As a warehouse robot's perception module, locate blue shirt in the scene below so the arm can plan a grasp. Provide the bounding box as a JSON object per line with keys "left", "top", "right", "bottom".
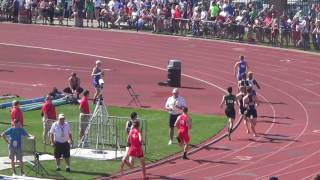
{"left": 4, "top": 127, "right": 28, "bottom": 149}
{"left": 92, "top": 67, "right": 102, "bottom": 87}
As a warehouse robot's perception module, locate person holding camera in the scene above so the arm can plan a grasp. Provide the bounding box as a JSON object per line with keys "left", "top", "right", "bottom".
{"left": 91, "top": 60, "right": 104, "bottom": 104}
{"left": 50, "top": 114, "right": 73, "bottom": 172}
{"left": 1, "top": 120, "right": 33, "bottom": 176}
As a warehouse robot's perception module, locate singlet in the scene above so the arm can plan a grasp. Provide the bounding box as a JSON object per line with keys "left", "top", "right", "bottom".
{"left": 92, "top": 67, "right": 101, "bottom": 86}
{"left": 247, "top": 95, "right": 255, "bottom": 110}
{"left": 248, "top": 79, "right": 257, "bottom": 91}
{"left": 178, "top": 114, "right": 188, "bottom": 131}
{"left": 240, "top": 79, "right": 249, "bottom": 87}
{"left": 129, "top": 128, "right": 141, "bottom": 148}
{"left": 238, "top": 60, "right": 247, "bottom": 75}
{"left": 224, "top": 94, "right": 236, "bottom": 109}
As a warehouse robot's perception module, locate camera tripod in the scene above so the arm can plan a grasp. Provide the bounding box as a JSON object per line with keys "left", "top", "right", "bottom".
{"left": 27, "top": 152, "right": 49, "bottom": 177}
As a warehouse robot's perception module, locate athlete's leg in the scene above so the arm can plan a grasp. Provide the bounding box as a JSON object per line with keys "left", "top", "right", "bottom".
{"left": 139, "top": 157, "right": 146, "bottom": 179}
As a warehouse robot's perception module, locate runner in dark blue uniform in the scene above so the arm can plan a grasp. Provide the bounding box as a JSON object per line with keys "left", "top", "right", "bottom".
{"left": 234, "top": 55, "right": 249, "bottom": 82}
{"left": 236, "top": 86, "right": 249, "bottom": 134}
{"left": 220, "top": 87, "right": 238, "bottom": 140}
{"left": 243, "top": 87, "right": 259, "bottom": 137}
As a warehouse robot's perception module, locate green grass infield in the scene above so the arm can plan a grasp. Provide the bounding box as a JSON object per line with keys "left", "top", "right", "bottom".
{"left": 0, "top": 103, "right": 226, "bottom": 179}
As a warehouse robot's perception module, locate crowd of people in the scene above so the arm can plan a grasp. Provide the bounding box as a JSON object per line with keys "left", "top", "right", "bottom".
{"left": 1, "top": 0, "right": 320, "bottom": 49}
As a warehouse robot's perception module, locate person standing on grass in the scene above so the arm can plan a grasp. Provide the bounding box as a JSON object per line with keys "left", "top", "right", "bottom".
{"left": 41, "top": 95, "right": 57, "bottom": 144}
{"left": 165, "top": 88, "right": 187, "bottom": 145}
{"left": 10, "top": 100, "right": 24, "bottom": 128}
{"left": 1, "top": 120, "right": 33, "bottom": 176}
{"left": 220, "top": 87, "right": 237, "bottom": 140}
{"left": 79, "top": 90, "right": 90, "bottom": 140}
{"left": 174, "top": 107, "right": 192, "bottom": 159}
{"left": 243, "top": 87, "right": 259, "bottom": 137}
{"left": 91, "top": 60, "right": 103, "bottom": 104}
{"left": 120, "top": 121, "right": 147, "bottom": 180}
{"left": 234, "top": 55, "right": 249, "bottom": 82}
{"left": 50, "top": 114, "right": 73, "bottom": 172}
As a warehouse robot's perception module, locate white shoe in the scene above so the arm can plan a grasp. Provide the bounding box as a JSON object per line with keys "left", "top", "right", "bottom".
{"left": 168, "top": 140, "right": 172, "bottom": 145}
{"left": 12, "top": 173, "right": 16, "bottom": 177}
{"left": 21, "top": 174, "right": 26, "bottom": 177}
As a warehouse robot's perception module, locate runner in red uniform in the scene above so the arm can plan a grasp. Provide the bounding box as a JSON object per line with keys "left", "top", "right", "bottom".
{"left": 175, "top": 107, "right": 192, "bottom": 159}
{"left": 120, "top": 121, "right": 147, "bottom": 179}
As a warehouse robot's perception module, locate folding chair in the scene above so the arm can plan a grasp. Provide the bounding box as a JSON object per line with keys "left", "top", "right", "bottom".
{"left": 127, "top": 84, "right": 142, "bottom": 107}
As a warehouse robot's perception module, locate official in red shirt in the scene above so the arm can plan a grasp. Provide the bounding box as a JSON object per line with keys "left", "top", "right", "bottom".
{"left": 79, "top": 90, "right": 90, "bottom": 139}
{"left": 41, "top": 95, "right": 57, "bottom": 144}
{"left": 11, "top": 100, "right": 24, "bottom": 127}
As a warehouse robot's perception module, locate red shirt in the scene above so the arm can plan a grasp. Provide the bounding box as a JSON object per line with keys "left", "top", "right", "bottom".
{"left": 80, "top": 96, "right": 90, "bottom": 114}
{"left": 42, "top": 101, "right": 57, "bottom": 120}
{"left": 129, "top": 128, "right": 141, "bottom": 149}
{"left": 11, "top": 106, "right": 24, "bottom": 127}
{"left": 173, "top": 9, "right": 181, "bottom": 19}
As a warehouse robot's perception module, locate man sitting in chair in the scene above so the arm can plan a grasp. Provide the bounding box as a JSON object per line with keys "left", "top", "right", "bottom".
{"left": 63, "top": 72, "right": 84, "bottom": 99}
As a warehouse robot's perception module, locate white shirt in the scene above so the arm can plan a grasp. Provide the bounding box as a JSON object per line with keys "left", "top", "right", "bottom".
{"left": 50, "top": 122, "right": 71, "bottom": 143}
{"left": 165, "top": 95, "right": 187, "bottom": 115}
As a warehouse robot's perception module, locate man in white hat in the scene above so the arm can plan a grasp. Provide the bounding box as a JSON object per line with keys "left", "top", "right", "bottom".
{"left": 50, "top": 114, "right": 73, "bottom": 172}
{"left": 165, "top": 88, "right": 187, "bottom": 145}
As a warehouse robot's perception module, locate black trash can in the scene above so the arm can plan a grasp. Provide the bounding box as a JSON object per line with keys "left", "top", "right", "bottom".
{"left": 167, "top": 60, "right": 181, "bottom": 87}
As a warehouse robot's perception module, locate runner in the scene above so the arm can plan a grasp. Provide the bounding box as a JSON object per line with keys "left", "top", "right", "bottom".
{"left": 236, "top": 86, "right": 249, "bottom": 134}
{"left": 238, "top": 73, "right": 249, "bottom": 89}
{"left": 220, "top": 87, "right": 237, "bottom": 140}
{"left": 120, "top": 121, "right": 146, "bottom": 179}
{"left": 91, "top": 60, "right": 103, "bottom": 104}
{"left": 234, "top": 55, "right": 249, "bottom": 82}
{"left": 247, "top": 71, "right": 261, "bottom": 96}
{"left": 174, "top": 107, "right": 192, "bottom": 159}
{"left": 243, "top": 87, "right": 259, "bottom": 137}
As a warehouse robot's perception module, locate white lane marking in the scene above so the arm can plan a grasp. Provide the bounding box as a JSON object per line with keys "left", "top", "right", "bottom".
{"left": 233, "top": 156, "right": 253, "bottom": 161}
{"left": 0, "top": 42, "right": 226, "bottom": 93}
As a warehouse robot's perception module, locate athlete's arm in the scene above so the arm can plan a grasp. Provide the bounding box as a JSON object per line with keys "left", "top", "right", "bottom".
{"left": 220, "top": 96, "right": 225, "bottom": 108}
{"left": 188, "top": 116, "right": 192, "bottom": 129}
{"left": 234, "top": 62, "right": 239, "bottom": 77}
{"left": 174, "top": 116, "right": 180, "bottom": 127}
{"left": 254, "top": 79, "right": 261, "bottom": 89}
{"left": 254, "top": 96, "right": 260, "bottom": 106}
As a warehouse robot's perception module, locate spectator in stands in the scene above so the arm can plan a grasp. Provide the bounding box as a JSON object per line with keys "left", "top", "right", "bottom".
{"left": 1, "top": 120, "right": 33, "bottom": 176}
{"left": 94, "top": 0, "right": 102, "bottom": 27}
{"left": 172, "top": 5, "right": 181, "bottom": 34}
{"left": 10, "top": 0, "right": 19, "bottom": 23}
{"left": 209, "top": 1, "right": 219, "bottom": 21}
{"left": 10, "top": 100, "right": 24, "bottom": 128}
{"left": 291, "top": 17, "right": 300, "bottom": 47}
{"left": 47, "top": 0, "right": 55, "bottom": 25}
{"left": 271, "top": 12, "right": 279, "bottom": 46}
{"left": 41, "top": 95, "right": 57, "bottom": 144}
{"left": 56, "top": 2, "right": 64, "bottom": 25}
{"left": 280, "top": 13, "right": 290, "bottom": 47}
{"left": 63, "top": 72, "right": 84, "bottom": 99}
{"left": 100, "top": 4, "right": 110, "bottom": 28}
{"left": 191, "top": 6, "right": 200, "bottom": 37}
{"left": 50, "top": 114, "right": 73, "bottom": 172}
{"left": 299, "top": 16, "right": 310, "bottom": 50}
{"left": 85, "top": 0, "right": 94, "bottom": 27}
{"left": 312, "top": 21, "right": 320, "bottom": 49}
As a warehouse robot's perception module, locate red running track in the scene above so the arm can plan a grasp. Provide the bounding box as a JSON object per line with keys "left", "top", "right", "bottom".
{"left": 0, "top": 23, "right": 320, "bottom": 179}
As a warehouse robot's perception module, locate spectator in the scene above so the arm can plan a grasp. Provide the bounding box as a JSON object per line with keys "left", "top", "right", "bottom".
{"left": 209, "top": 1, "right": 219, "bottom": 21}
{"left": 47, "top": 0, "right": 55, "bottom": 25}
{"left": 56, "top": 2, "right": 64, "bottom": 25}
{"left": 312, "top": 21, "right": 320, "bottom": 49}
{"left": 85, "top": 0, "right": 94, "bottom": 27}
{"left": 63, "top": 72, "right": 84, "bottom": 99}
{"left": 94, "top": 0, "right": 102, "bottom": 27}
{"left": 280, "top": 13, "right": 290, "bottom": 47}
{"left": 165, "top": 88, "right": 187, "bottom": 145}
{"left": 172, "top": 5, "right": 181, "bottom": 34}
{"left": 1, "top": 120, "right": 33, "bottom": 176}
{"left": 50, "top": 114, "right": 73, "bottom": 172}
{"left": 10, "top": 100, "right": 24, "bottom": 128}
{"left": 41, "top": 95, "right": 57, "bottom": 144}
{"left": 10, "top": 0, "right": 19, "bottom": 23}
{"left": 79, "top": 90, "right": 90, "bottom": 139}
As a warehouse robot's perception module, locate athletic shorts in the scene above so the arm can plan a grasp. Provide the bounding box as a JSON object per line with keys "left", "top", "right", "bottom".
{"left": 9, "top": 147, "right": 22, "bottom": 161}
{"left": 80, "top": 113, "right": 90, "bottom": 132}
{"left": 239, "top": 107, "right": 246, "bottom": 115}
{"left": 54, "top": 142, "right": 70, "bottom": 159}
{"left": 245, "top": 108, "right": 257, "bottom": 118}
{"left": 225, "top": 108, "right": 235, "bottom": 119}
{"left": 178, "top": 129, "right": 190, "bottom": 144}
{"left": 128, "top": 146, "right": 143, "bottom": 158}
{"left": 169, "top": 114, "right": 180, "bottom": 128}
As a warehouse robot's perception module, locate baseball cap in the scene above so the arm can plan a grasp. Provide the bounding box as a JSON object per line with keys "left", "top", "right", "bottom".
{"left": 58, "top": 114, "right": 65, "bottom": 119}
